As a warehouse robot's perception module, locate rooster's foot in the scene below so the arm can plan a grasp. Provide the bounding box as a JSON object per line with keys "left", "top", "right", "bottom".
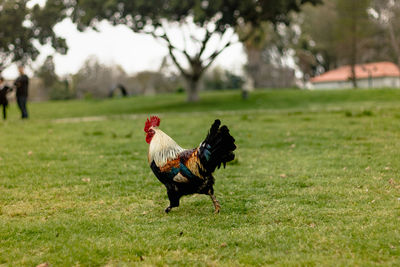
{"left": 214, "top": 204, "right": 221, "bottom": 214}
{"left": 208, "top": 190, "right": 221, "bottom": 214}
{"left": 165, "top": 206, "right": 172, "bottom": 213}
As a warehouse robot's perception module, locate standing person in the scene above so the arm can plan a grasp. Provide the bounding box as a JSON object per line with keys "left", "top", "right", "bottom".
{"left": 0, "top": 77, "right": 12, "bottom": 120}
{"left": 14, "top": 65, "right": 29, "bottom": 119}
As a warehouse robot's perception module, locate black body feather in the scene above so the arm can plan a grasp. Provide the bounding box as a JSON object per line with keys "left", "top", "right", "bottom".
{"left": 199, "top": 119, "right": 236, "bottom": 174}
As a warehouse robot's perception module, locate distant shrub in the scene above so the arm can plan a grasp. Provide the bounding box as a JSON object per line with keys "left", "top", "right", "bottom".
{"left": 175, "top": 87, "right": 185, "bottom": 94}
{"left": 361, "top": 110, "right": 373, "bottom": 116}
{"left": 203, "top": 67, "right": 244, "bottom": 90}
{"left": 345, "top": 110, "right": 374, "bottom": 117}
{"left": 84, "top": 92, "right": 93, "bottom": 100}
{"left": 345, "top": 111, "right": 353, "bottom": 117}
{"left": 49, "top": 80, "right": 73, "bottom": 100}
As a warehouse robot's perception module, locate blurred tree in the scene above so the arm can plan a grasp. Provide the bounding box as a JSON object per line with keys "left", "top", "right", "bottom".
{"left": 297, "top": 0, "right": 377, "bottom": 87}
{"left": 0, "top": 0, "right": 67, "bottom": 72}
{"left": 336, "top": 0, "right": 372, "bottom": 88}
{"left": 133, "top": 71, "right": 167, "bottom": 95}
{"left": 72, "top": 57, "right": 178, "bottom": 98}
{"left": 204, "top": 67, "right": 244, "bottom": 90}
{"left": 36, "top": 55, "right": 58, "bottom": 90}
{"left": 203, "top": 67, "right": 225, "bottom": 90}
{"left": 298, "top": 1, "right": 339, "bottom": 74}
{"left": 239, "top": 21, "right": 298, "bottom": 88}
{"left": 49, "top": 79, "right": 72, "bottom": 100}
{"left": 294, "top": 37, "right": 318, "bottom": 84}
{"left": 371, "top": 0, "right": 400, "bottom": 68}
{"left": 224, "top": 71, "right": 244, "bottom": 89}
{"left": 66, "top": 0, "right": 321, "bottom": 101}
{"left": 35, "top": 55, "right": 73, "bottom": 100}
{"left": 129, "top": 71, "right": 182, "bottom": 95}
{"left": 203, "top": 67, "right": 243, "bottom": 90}
{"left": 72, "top": 57, "right": 128, "bottom": 98}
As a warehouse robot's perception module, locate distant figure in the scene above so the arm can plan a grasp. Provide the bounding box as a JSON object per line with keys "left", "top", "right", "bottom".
{"left": 0, "top": 77, "right": 12, "bottom": 120}
{"left": 14, "top": 65, "right": 29, "bottom": 119}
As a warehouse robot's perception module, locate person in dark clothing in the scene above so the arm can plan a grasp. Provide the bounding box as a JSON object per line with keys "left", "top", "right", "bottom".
{"left": 14, "top": 66, "right": 29, "bottom": 119}
{"left": 0, "top": 77, "right": 12, "bottom": 120}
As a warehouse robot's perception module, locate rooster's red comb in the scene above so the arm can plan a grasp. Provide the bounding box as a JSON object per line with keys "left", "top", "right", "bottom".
{"left": 144, "top": 116, "right": 161, "bottom": 132}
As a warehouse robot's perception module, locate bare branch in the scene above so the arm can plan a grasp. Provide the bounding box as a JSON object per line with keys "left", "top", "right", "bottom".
{"left": 0, "top": 53, "right": 12, "bottom": 71}
{"left": 202, "top": 39, "right": 239, "bottom": 71}
{"left": 139, "top": 23, "right": 243, "bottom": 78}
{"left": 196, "top": 28, "right": 212, "bottom": 59}
{"left": 181, "top": 24, "right": 189, "bottom": 53}
{"left": 200, "top": 30, "right": 239, "bottom": 71}
{"left": 160, "top": 22, "right": 194, "bottom": 65}
{"left": 168, "top": 46, "right": 190, "bottom": 78}
{"left": 190, "top": 33, "right": 203, "bottom": 45}
{"left": 140, "top": 27, "right": 191, "bottom": 77}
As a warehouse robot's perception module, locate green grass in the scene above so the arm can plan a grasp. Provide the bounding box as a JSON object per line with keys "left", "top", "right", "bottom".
{"left": 6, "top": 88, "right": 400, "bottom": 120}
{"left": 1, "top": 88, "right": 400, "bottom": 266}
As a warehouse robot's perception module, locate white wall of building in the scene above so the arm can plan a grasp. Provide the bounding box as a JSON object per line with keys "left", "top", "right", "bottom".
{"left": 312, "top": 76, "right": 400, "bottom": 90}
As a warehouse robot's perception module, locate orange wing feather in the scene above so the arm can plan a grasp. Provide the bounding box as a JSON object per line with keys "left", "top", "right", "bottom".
{"left": 157, "top": 148, "right": 206, "bottom": 180}
{"left": 159, "top": 158, "right": 180, "bottom": 172}
{"left": 183, "top": 149, "right": 206, "bottom": 179}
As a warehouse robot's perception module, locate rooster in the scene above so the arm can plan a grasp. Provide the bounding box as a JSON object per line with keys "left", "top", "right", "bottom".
{"left": 144, "top": 116, "right": 236, "bottom": 213}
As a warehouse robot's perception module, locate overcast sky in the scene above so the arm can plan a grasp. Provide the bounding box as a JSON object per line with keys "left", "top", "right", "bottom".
{"left": 2, "top": 17, "right": 246, "bottom": 79}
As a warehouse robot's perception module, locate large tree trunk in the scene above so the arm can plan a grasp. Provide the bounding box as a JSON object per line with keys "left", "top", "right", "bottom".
{"left": 186, "top": 78, "right": 200, "bottom": 102}
{"left": 245, "top": 46, "right": 262, "bottom": 88}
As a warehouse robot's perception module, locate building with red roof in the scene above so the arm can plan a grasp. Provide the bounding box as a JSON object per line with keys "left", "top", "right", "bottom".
{"left": 310, "top": 62, "right": 400, "bottom": 89}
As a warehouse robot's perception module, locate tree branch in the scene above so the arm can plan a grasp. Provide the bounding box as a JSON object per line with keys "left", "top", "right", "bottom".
{"left": 181, "top": 23, "right": 189, "bottom": 54}
{"left": 202, "top": 39, "right": 239, "bottom": 71}
{"left": 201, "top": 29, "right": 240, "bottom": 71}
{"left": 141, "top": 28, "right": 191, "bottom": 77}
{"left": 168, "top": 46, "right": 190, "bottom": 78}
{"left": 190, "top": 33, "right": 203, "bottom": 45}
{"left": 0, "top": 53, "right": 12, "bottom": 71}
{"left": 160, "top": 23, "right": 194, "bottom": 64}
{"left": 196, "top": 28, "right": 212, "bottom": 59}
{"left": 140, "top": 23, "right": 243, "bottom": 79}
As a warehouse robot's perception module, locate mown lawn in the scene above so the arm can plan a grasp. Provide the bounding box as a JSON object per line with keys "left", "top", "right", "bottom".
{"left": 0, "top": 89, "right": 400, "bottom": 266}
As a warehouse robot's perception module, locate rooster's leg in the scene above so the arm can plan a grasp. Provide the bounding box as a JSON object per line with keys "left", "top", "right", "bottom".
{"left": 165, "top": 190, "right": 180, "bottom": 213}
{"left": 208, "top": 189, "right": 221, "bottom": 214}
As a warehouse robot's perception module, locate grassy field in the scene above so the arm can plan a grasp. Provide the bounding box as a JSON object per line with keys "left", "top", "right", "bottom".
{"left": 1, "top": 89, "right": 400, "bottom": 266}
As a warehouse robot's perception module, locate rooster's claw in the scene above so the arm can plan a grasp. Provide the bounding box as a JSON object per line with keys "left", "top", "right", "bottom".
{"left": 165, "top": 207, "right": 172, "bottom": 213}
{"left": 214, "top": 206, "right": 221, "bottom": 214}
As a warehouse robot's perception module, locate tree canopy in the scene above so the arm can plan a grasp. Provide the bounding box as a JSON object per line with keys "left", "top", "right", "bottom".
{"left": 67, "top": 0, "right": 321, "bottom": 101}
{"left": 296, "top": 0, "right": 383, "bottom": 86}
{"left": 0, "top": 0, "right": 67, "bottom": 72}
{"left": 372, "top": 0, "right": 400, "bottom": 67}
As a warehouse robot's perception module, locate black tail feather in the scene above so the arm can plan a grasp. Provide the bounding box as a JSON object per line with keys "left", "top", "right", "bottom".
{"left": 199, "top": 119, "right": 236, "bottom": 174}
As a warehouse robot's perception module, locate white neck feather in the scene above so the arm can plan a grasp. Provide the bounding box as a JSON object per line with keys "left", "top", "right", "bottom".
{"left": 148, "top": 128, "right": 184, "bottom": 166}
